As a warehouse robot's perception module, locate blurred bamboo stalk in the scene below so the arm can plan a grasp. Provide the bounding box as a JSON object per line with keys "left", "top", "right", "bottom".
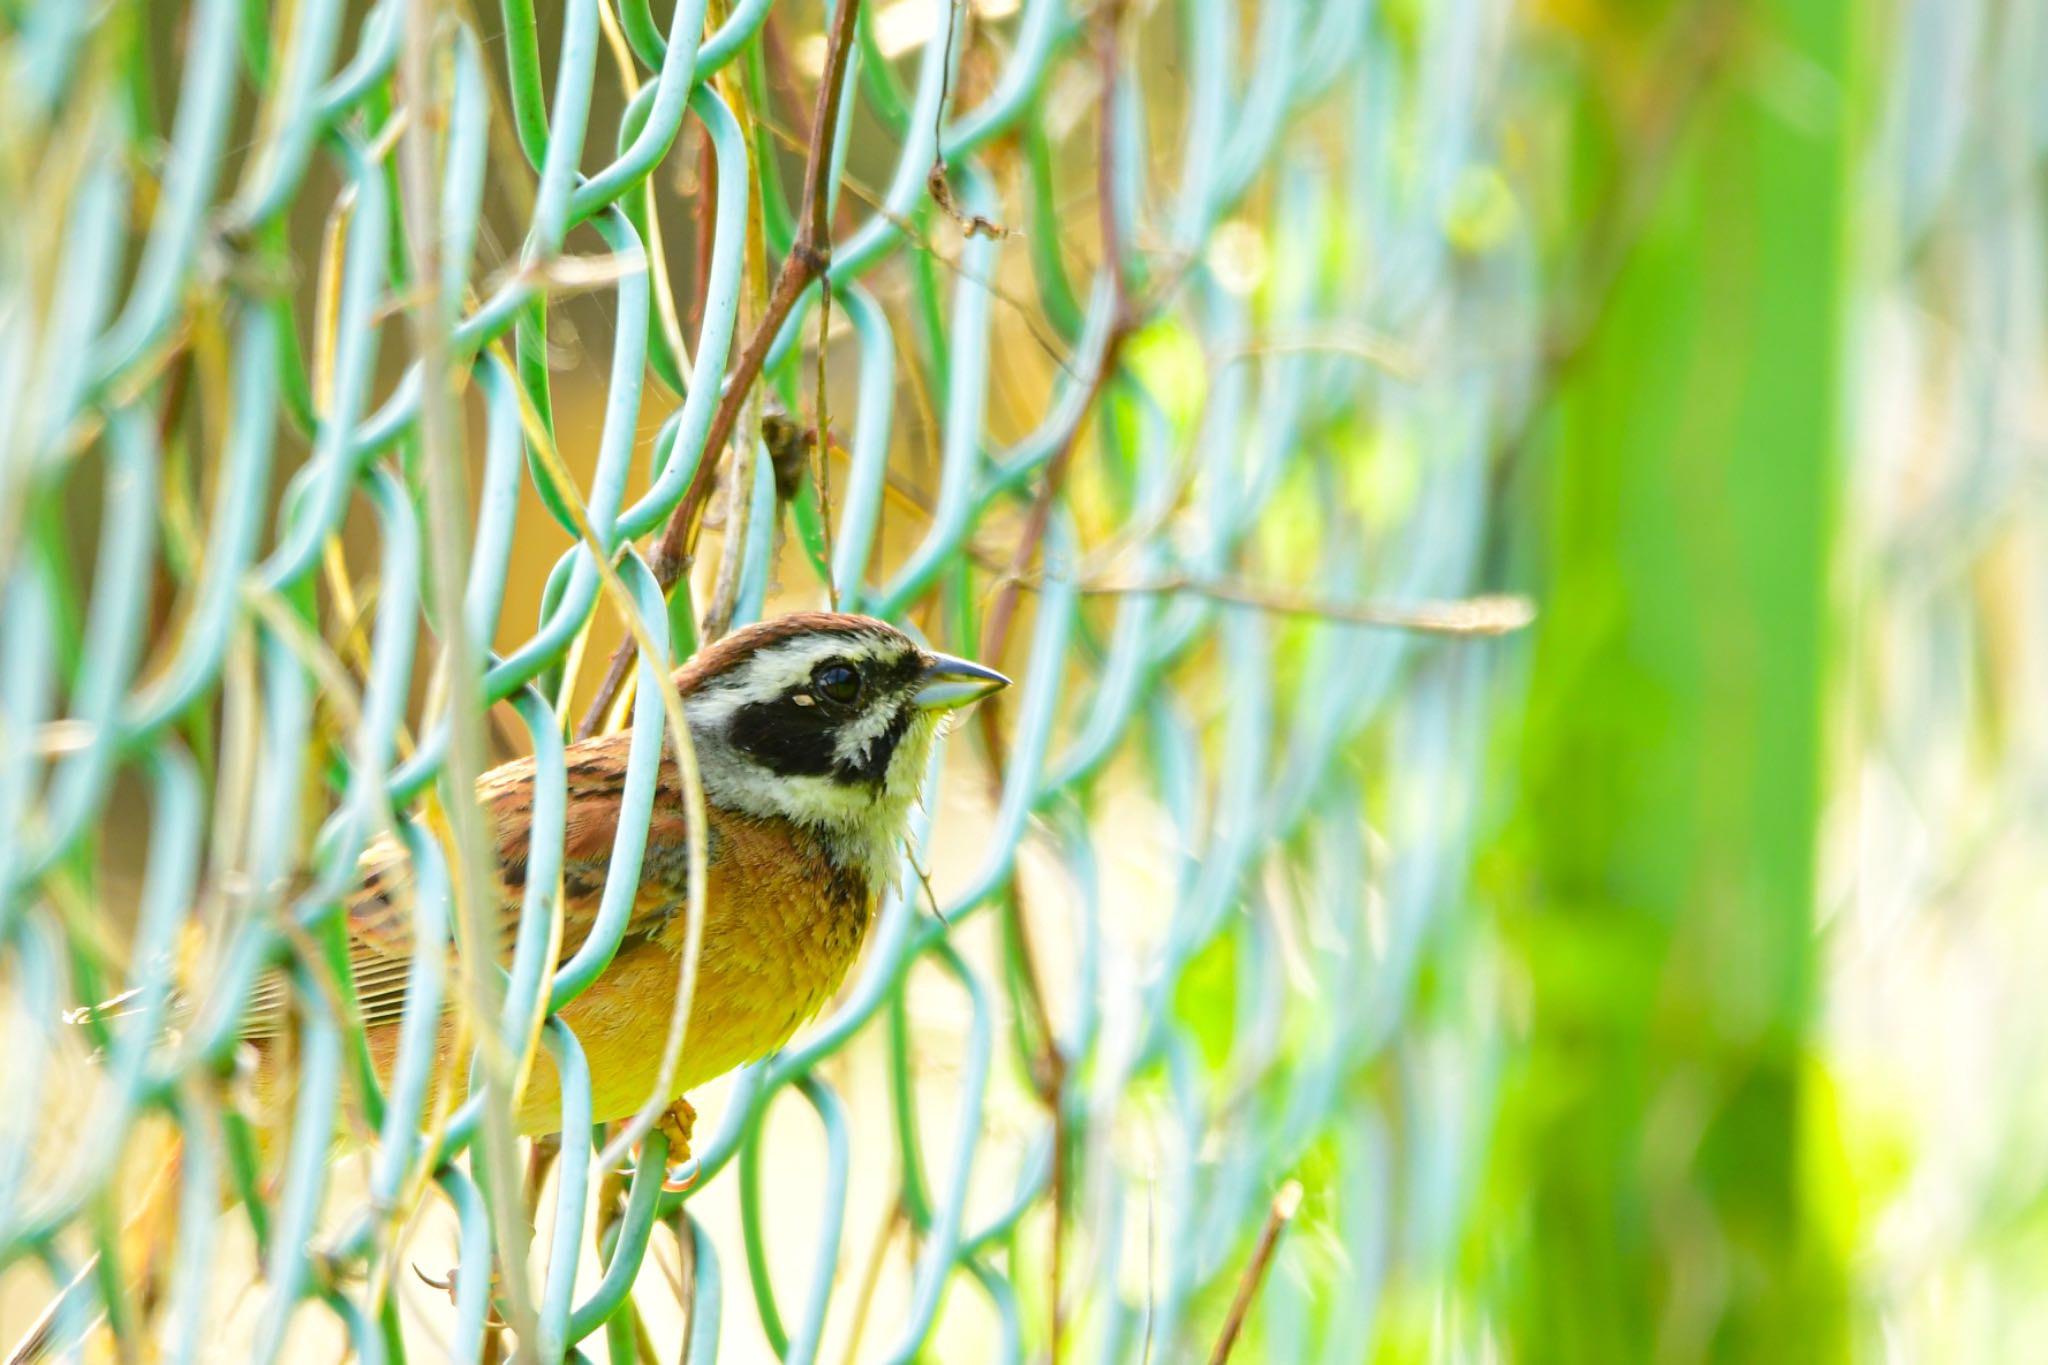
{"left": 1502, "top": 1, "right": 1859, "bottom": 1360}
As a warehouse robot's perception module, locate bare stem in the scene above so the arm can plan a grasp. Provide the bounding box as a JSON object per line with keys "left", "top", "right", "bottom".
{"left": 1077, "top": 578, "right": 1537, "bottom": 636}
{"left": 926, "top": 0, "right": 1009, "bottom": 239}
{"left": 577, "top": 0, "right": 865, "bottom": 737}
{"left": 815, "top": 272, "right": 839, "bottom": 609}
{"left": 1206, "top": 1182, "right": 1303, "bottom": 1365}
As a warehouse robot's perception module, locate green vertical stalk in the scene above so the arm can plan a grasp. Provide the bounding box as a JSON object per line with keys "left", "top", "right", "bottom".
{"left": 1502, "top": 2, "right": 1856, "bottom": 1361}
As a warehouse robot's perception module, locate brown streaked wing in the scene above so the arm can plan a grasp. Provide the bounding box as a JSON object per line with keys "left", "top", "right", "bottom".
{"left": 243, "top": 734, "right": 695, "bottom": 1038}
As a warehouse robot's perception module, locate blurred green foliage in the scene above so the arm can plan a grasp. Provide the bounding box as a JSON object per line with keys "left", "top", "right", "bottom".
{"left": 1493, "top": 1, "right": 1859, "bottom": 1360}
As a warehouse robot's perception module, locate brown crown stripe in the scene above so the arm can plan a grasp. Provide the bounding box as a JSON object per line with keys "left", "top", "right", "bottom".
{"left": 672, "top": 612, "right": 903, "bottom": 692}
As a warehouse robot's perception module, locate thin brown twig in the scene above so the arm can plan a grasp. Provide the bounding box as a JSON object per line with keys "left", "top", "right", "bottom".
{"left": 523, "top": 1132, "right": 562, "bottom": 1218}
{"left": 752, "top": 108, "right": 1073, "bottom": 375}
{"left": 1077, "top": 578, "right": 1537, "bottom": 636}
{"left": 1204, "top": 1178, "right": 1302, "bottom": 1358}
{"left": 902, "top": 841, "right": 949, "bottom": 927}
{"left": 578, "top": 0, "right": 865, "bottom": 738}
{"left": 972, "top": 324, "right": 1420, "bottom": 609}
{"left": 926, "top": 0, "right": 1009, "bottom": 239}
{"left": 815, "top": 270, "right": 840, "bottom": 609}
{"left": 836, "top": 1203, "right": 903, "bottom": 1365}
{"left": 1206, "top": 1182, "right": 1303, "bottom": 1365}
{"left": 760, "top": 11, "right": 819, "bottom": 150}
{"left": 670, "top": 1208, "right": 701, "bottom": 1362}
{"left": 686, "top": 118, "right": 718, "bottom": 346}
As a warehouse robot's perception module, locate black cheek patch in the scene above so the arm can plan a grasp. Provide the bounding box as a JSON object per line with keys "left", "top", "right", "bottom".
{"left": 729, "top": 696, "right": 843, "bottom": 778}
{"left": 834, "top": 704, "right": 914, "bottom": 787}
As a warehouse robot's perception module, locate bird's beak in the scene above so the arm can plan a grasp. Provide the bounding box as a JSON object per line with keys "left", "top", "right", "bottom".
{"left": 914, "top": 652, "right": 1010, "bottom": 711}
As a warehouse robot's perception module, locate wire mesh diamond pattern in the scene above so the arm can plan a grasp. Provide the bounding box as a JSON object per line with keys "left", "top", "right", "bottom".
{"left": 0, "top": 0, "right": 1526, "bottom": 1359}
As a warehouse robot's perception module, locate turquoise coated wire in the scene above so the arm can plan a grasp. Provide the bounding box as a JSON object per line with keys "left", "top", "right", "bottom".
{"left": 24, "top": 407, "right": 158, "bottom": 880}
{"left": 872, "top": 193, "right": 1000, "bottom": 615}
{"left": 826, "top": 285, "right": 896, "bottom": 606}
{"left": 159, "top": 1087, "right": 224, "bottom": 1365}
{"left": 226, "top": 0, "right": 343, "bottom": 228}
{"left": 316, "top": 0, "right": 401, "bottom": 118}
{"left": 31, "top": 150, "right": 127, "bottom": 459}
{"left": 525, "top": 0, "right": 598, "bottom": 259}
{"left": 0, "top": 917, "right": 60, "bottom": 1233}
{"left": 88, "top": 0, "right": 239, "bottom": 385}
{"left": 0, "top": 567, "right": 55, "bottom": 918}
{"left": 493, "top": 684, "right": 568, "bottom": 1054}
{"left": 367, "top": 821, "right": 450, "bottom": 1208}
{"left": 567, "top": 0, "right": 710, "bottom": 226}
{"left": 536, "top": 1017, "right": 595, "bottom": 1364}
{"left": 249, "top": 976, "right": 343, "bottom": 1365}
{"left": 544, "top": 552, "right": 668, "bottom": 1012}
{"left": 614, "top": 85, "right": 748, "bottom": 542}
{"left": 876, "top": 940, "right": 993, "bottom": 1365}
{"left": 9, "top": 0, "right": 89, "bottom": 116}
{"left": 258, "top": 134, "right": 389, "bottom": 594}
{"left": 736, "top": 1074, "right": 849, "bottom": 1365}
{"left": 681, "top": 1213, "right": 722, "bottom": 1361}
{"left": 333, "top": 465, "right": 423, "bottom": 855}
{"left": 481, "top": 211, "right": 652, "bottom": 695}
{"left": 958, "top": 1130, "right": 1055, "bottom": 1258}
{"left": 439, "top": 26, "right": 492, "bottom": 314}
{"left": 0, "top": 4, "right": 1520, "bottom": 1359}
{"left": 433, "top": 1165, "right": 497, "bottom": 1362}
{"left": 4, "top": 743, "right": 202, "bottom": 1250}
{"left": 965, "top": 1258, "right": 1025, "bottom": 1364}
{"left": 125, "top": 309, "right": 280, "bottom": 741}
{"left": 565, "top": 1132, "right": 670, "bottom": 1340}
{"left": 462, "top": 356, "right": 525, "bottom": 651}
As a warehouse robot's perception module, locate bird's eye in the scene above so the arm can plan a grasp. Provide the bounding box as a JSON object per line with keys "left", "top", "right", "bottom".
{"left": 814, "top": 663, "right": 862, "bottom": 705}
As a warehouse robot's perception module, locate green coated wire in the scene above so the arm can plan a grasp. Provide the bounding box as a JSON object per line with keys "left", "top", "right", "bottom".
{"left": 0, "top": 0, "right": 1521, "bottom": 1359}
{"left": 567, "top": 1131, "right": 670, "bottom": 1340}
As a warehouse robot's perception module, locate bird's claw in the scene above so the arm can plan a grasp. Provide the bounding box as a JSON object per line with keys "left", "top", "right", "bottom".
{"left": 655, "top": 1096, "right": 696, "bottom": 1157}
{"left": 655, "top": 1097, "right": 698, "bottom": 1193}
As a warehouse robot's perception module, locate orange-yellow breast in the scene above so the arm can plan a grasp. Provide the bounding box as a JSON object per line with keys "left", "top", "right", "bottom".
{"left": 356, "top": 809, "right": 874, "bottom": 1135}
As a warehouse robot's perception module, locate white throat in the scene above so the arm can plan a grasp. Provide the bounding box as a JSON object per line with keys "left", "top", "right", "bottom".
{"left": 686, "top": 699, "right": 944, "bottom": 888}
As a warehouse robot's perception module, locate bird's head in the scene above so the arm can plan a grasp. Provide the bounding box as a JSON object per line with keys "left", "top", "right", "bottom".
{"left": 675, "top": 613, "right": 1008, "bottom": 875}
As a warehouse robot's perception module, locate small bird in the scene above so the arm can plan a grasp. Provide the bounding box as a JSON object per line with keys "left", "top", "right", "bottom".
{"left": 7, "top": 612, "right": 1005, "bottom": 1362}
{"left": 324, "top": 610, "right": 1007, "bottom": 1148}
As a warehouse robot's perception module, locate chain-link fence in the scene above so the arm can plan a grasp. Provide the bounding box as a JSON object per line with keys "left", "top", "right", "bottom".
{"left": 1833, "top": 0, "right": 2048, "bottom": 1356}
{"left": 0, "top": 0, "right": 1528, "bottom": 1358}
